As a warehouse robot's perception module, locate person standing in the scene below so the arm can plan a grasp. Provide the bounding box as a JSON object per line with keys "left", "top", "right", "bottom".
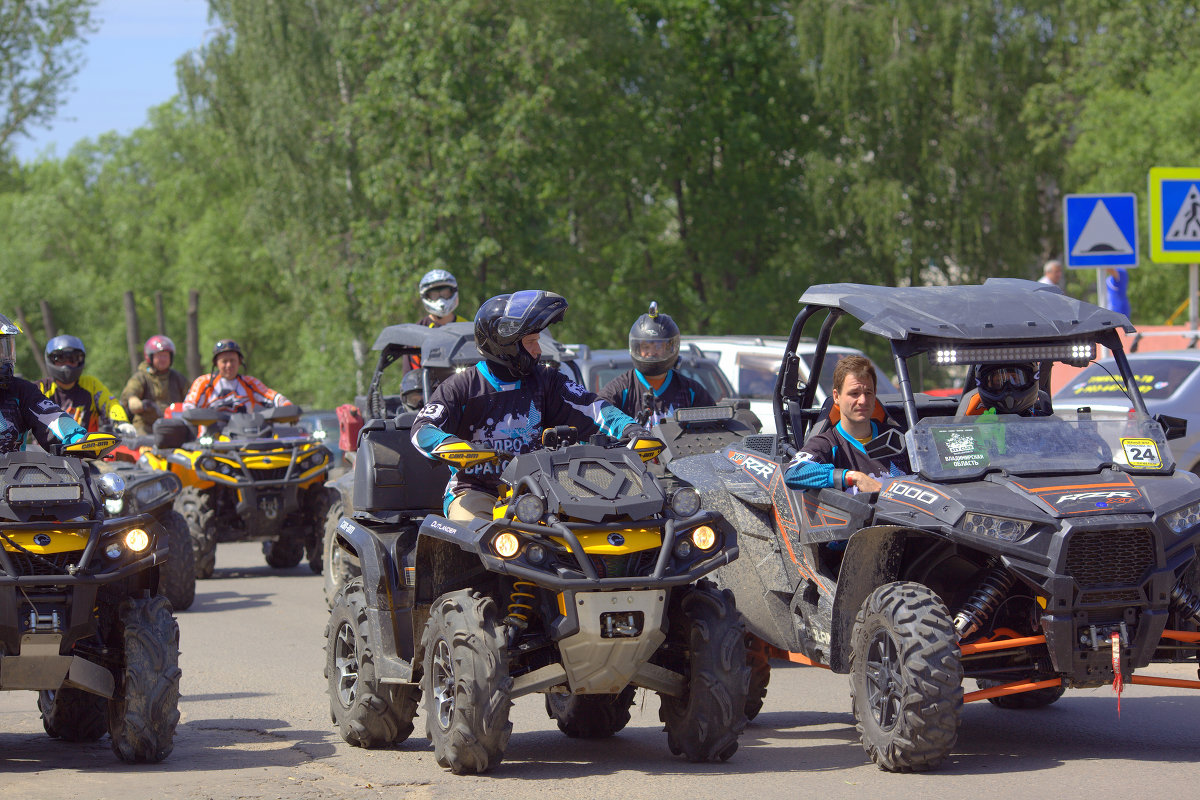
{"left": 1038, "top": 259, "right": 1064, "bottom": 290}
{"left": 1106, "top": 267, "right": 1131, "bottom": 318}
{"left": 122, "top": 335, "right": 189, "bottom": 434}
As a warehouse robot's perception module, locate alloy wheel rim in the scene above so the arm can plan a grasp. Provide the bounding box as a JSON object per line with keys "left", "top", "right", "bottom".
{"left": 431, "top": 638, "right": 455, "bottom": 730}
{"left": 333, "top": 621, "right": 359, "bottom": 708}
{"left": 865, "top": 629, "right": 902, "bottom": 731}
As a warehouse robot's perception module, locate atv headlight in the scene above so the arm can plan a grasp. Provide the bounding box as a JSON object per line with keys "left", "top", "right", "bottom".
{"left": 669, "top": 487, "right": 701, "bottom": 518}
{"left": 1163, "top": 501, "right": 1200, "bottom": 534}
{"left": 513, "top": 494, "right": 546, "bottom": 525}
{"left": 690, "top": 525, "right": 717, "bottom": 551}
{"left": 105, "top": 497, "right": 124, "bottom": 514}
{"left": 963, "top": 512, "right": 1033, "bottom": 542}
{"left": 312, "top": 428, "right": 328, "bottom": 441}
{"left": 492, "top": 532, "right": 521, "bottom": 558}
{"left": 124, "top": 528, "right": 151, "bottom": 552}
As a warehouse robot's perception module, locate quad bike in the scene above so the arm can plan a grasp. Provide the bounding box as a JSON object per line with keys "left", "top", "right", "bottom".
{"left": 0, "top": 432, "right": 181, "bottom": 762}
{"left": 324, "top": 421, "right": 747, "bottom": 774}
{"left": 670, "top": 278, "right": 1200, "bottom": 772}
{"left": 141, "top": 400, "right": 333, "bottom": 578}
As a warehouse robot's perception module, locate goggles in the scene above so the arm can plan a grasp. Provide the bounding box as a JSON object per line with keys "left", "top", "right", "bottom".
{"left": 981, "top": 364, "right": 1035, "bottom": 391}
{"left": 48, "top": 350, "right": 84, "bottom": 366}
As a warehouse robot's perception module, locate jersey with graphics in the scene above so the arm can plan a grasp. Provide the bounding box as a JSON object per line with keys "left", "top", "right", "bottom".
{"left": 183, "top": 373, "right": 288, "bottom": 411}
{"left": 599, "top": 368, "right": 715, "bottom": 426}
{"left": 411, "top": 362, "right": 638, "bottom": 506}
{"left": 0, "top": 378, "right": 87, "bottom": 453}
{"left": 784, "top": 419, "right": 910, "bottom": 491}
{"left": 38, "top": 374, "right": 130, "bottom": 431}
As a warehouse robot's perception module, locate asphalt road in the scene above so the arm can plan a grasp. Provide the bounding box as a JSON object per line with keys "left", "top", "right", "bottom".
{"left": 3, "top": 541, "right": 1200, "bottom": 800}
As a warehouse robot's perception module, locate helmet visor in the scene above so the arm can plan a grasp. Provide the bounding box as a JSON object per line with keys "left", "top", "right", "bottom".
{"left": 631, "top": 338, "right": 679, "bottom": 362}
{"left": 423, "top": 284, "right": 455, "bottom": 300}
{"left": 48, "top": 349, "right": 84, "bottom": 366}
{"left": 496, "top": 290, "right": 541, "bottom": 340}
{"left": 0, "top": 335, "right": 14, "bottom": 367}
{"left": 981, "top": 364, "right": 1035, "bottom": 392}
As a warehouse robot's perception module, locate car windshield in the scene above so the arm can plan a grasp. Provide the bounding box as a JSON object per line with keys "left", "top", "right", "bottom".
{"left": 1057, "top": 359, "right": 1198, "bottom": 402}
{"left": 905, "top": 413, "right": 1173, "bottom": 481}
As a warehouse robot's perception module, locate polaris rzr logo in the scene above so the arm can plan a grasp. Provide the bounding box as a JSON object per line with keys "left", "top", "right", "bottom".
{"left": 607, "top": 533, "right": 625, "bottom": 546}
{"left": 885, "top": 483, "right": 938, "bottom": 505}
{"left": 741, "top": 456, "right": 776, "bottom": 479}
{"left": 1055, "top": 491, "right": 1135, "bottom": 504}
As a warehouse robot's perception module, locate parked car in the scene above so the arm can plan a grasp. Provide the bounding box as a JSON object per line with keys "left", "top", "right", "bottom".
{"left": 678, "top": 335, "right": 896, "bottom": 434}
{"left": 567, "top": 343, "right": 736, "bottom": 404}
{"left": 1054, "top": 351, "right": 1200, "bottom": 473}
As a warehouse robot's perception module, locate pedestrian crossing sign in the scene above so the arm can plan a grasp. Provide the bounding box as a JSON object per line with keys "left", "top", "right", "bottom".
{"left": 1063, "top": 193, "right": 1138, "bottom": 268}
{"left": 1149, "top": 167, "right": 1200, "bottom": 263}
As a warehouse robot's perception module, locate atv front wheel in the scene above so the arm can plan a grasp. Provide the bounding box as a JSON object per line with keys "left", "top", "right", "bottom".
{"left": 745, "top": 634, "right": 772, "bottom": 721}
{"left": 306, "top": 488, "right": 339, "bottom": 575}
{"left": 176, "top": 486, "right": 218, "bottom": 579}
{"left": 108, "top": 595, "right": 181, "bottom": 763}
{"left": 977, "top": 679, "right": 1065, "bottom": 709}
{"left": 658, "top": 580, "right": 749, "bottom": 762}
{"left": 850, "top": 581, "right": 962, "bottom": 772}
{"left": 325, "top": 578, "right": 419, "bottom": 747}
{"left": 421, "top": 590, "right": 512, "bottom": 774}
{"left": 262, "top": 536, "right": 305, "bottom": 569}
{"left": 545, "top": 686, "right": 636, "bottom": 738}
{"left": 158, "top": 511, "right": 196, "bottom": 611}
{"left": 39, "top": 688, "right": 108, "bottom": 742}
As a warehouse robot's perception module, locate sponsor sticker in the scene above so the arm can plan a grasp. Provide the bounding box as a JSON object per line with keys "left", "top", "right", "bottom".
{"left": 1120, "top": 437, "right": 1162, "bottom": 469}
{"left": 338, "top": 518, "right": 354, "bottom": 534}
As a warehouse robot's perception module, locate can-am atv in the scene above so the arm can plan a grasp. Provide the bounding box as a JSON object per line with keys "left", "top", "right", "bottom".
{"left": 669, "top": 278, "right": 1200, "bottom": 772}
{"left": 143, "top": 402, "right": 333, "bottom": 577}
{"left": 0, "top": 432, "right": 181, "bottom": 762}
{"left": 324, "top": 423, "right": 747, "bottom": 774}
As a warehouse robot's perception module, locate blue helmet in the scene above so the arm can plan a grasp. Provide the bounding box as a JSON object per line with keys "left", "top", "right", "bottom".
{"left": 45, "top": 334, "right": 86, "bottom": 385}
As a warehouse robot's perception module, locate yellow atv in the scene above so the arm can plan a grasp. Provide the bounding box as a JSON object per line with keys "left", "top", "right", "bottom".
{"left": 143, "top": 402, "right": 333, "bottom": 578}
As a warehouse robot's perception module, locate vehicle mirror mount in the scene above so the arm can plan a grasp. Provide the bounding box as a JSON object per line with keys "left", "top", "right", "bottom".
{"left": 1155, "top": 413, "right": 1187, "bottom": 441}
{"left": 865, "top": 428, "right": 906, "bottom": 460}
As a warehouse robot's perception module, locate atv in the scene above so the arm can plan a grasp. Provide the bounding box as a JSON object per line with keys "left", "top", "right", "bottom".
{"left": 668, "top": 278, "right": 1200, "bottom": 772}
{"left": 324, "top": 420, "right": 747, "bottom": 774}
{"left": 319, "top": 321, "right": 581, "bottom": 606}
{"left": 0, "top": 432, "right": 181, "bottom": 762}
{"left": 142, "top": 401, "right": 333, "bottom": 578}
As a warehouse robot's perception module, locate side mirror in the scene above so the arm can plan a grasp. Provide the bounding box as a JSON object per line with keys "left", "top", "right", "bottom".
{"left": 865, "top": 428, "right": 906, "bottom": 460}
{"left": 1156, "top": 413, "right": 1187, "bottom": 441}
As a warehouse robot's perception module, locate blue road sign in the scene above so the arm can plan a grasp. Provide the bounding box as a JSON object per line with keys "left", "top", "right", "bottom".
{"left": 1063, "top": 193, "right": 1139, "bottom": 269}
{"left": 1149, "top": 168, "right": 1200, "bottom": 262}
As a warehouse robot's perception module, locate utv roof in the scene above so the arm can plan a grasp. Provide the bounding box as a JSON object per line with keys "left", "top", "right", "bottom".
{"left": 370, "top": 321, "right": 574, "bottom": 368}
{"left": 798, "top": 279, "right": 1134, "bottom": 344}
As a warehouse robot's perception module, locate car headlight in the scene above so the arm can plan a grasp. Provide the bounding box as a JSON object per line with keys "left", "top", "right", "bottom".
{"left": 963, "top": 512, "right": 1033, "bottom": 542}
{"left": 1163, "top": 501, "right": 1200, "bottom": 534}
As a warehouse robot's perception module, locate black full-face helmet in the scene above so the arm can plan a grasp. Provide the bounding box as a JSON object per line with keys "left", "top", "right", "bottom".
{"left": 977, "top": 362, "right": 1039, "bottom": 415}
{"left": 400, "top": 369, "right": 424, "bottom": 411}
{"left": 45, "top": 334, "right": 86, "bottom": 385}
{"left": 212, "top": 339, "right": 244, "bottom": 368}
{"left": 0, "top": 313, "right": 20, "bottom": 386}
{"left": 629, "top": 301, "right": 680, "bottom": 377}
{"left": 474, "top": 290, "right": 568, "bottom": 379}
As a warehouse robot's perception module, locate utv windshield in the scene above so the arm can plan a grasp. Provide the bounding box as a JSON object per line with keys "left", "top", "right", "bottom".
{"left": 905, "top": 413, "right": 1174, "bottom": 481}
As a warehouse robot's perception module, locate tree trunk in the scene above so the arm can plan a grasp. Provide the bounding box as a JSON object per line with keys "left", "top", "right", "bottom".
{"left": 186, "top": 290, "right": 201, "bottom": 380}
{"left": 14, "top": 306, "right": 47, "bottom": 380}
{"left": 123, "top": 291, "right": 141, "bottom": 373}
{"left": 155, "top": 291, "right": 166, "bottom": 334}
{"left": 39, "top": 300, "right": 55, "bottom": 341}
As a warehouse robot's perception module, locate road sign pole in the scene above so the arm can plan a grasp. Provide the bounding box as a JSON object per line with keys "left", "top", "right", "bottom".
{"left": 1096, "top": 269, "right": 1105, "bottom": 309}
{"left": 1191, "top": 264, "right": 1198, "bottom": 331}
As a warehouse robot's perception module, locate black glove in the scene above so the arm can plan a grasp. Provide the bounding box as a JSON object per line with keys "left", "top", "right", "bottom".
{"left": 620, "top": 425, "right": 651, "bottom": 444}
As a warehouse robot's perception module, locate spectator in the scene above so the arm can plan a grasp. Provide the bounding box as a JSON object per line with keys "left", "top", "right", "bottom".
{"left": 1106, "top": 268, "right": 1131, "bottom": 318}
{"left": 1038, "top": 259, "right": 1064, "bottom": 291}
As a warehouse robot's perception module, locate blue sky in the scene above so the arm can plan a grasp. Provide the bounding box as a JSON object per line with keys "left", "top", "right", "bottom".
{"left": 14, "top": 0, "right": 213, "bottom": 162}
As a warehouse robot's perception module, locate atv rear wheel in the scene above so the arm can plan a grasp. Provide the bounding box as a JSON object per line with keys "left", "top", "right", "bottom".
{"left": 545, "top": 686, "right": 636, "bottom": 738}
{"left": 421, "top": 590, "right": 512, "bottom": 774}
{"left": 176, "top": 486, "right": 218, "bottom": 579}
{"left": 306, "top": 488, "right": 338, "bottom": 575}
{"left": 850, "top": 581, "right": 962, "bottom": 772}
{"left": 108, "top": 595, "right": 181, "bottom": 763}
{"left": 158, "top": 511, "right": 196, "bottom": 611}
{"left": 977, "top": 679, "right": 1066, "bottom": 709}
{"left": 658, "top": 580, "right": 749, "bottom": 762}
{"left": 263, "top": 536, "right": 305, "bottom": 569}
{"left": 39, "top": 688, "right": 108, "bottom": 742}
{"left": 325, "top": 578, "right": 418, "bottom": 747}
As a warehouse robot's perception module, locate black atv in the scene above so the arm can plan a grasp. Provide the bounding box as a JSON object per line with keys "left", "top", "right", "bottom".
{"left": 324, "top": 421, "right": 747, "bottom": 774}
{"left": 318, "top": 321, "right": 582, "bottom": 606}
{"left": 669, "top": 278, "right": 1200, "bottom": 772}
{"left": 0, "top": 433, "right": 181, "bottom": 762}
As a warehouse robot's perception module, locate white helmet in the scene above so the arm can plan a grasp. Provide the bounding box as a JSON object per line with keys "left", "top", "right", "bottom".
{"left": 419, "top": 269, "right": 459, "bottom": 318}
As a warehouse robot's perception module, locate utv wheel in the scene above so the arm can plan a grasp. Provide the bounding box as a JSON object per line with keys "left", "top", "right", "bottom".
{"left": 850, "top": 581, "right": 963, "bottom": 772}
{"left": 176, "top": 486, "right": 218, "bottom": 579}
{"left": 158, "top": 511, "right": 196, "bottom": 611}
{"left": 421, "top": 590, "right": 512, "bottom": 774}
{"left": 322, "top": 498, "right": 358, "bottom": 608}
{"left": 306, "top": 488, "right": 338, "bottom": 574}
{"left": 977, "top": 679, "right": 1065, "bottom": 709}
{"left": 325, "top": 578, "right": 419, "bottom": 747}
{"left": 108, "top": 595, "right": 181, "bottom": 763}
{"left": 658, "top": 580, "right": 749, "bottom": 762}
{"left": 745, "top": 635, "right": 772, "bottom": 721}
{"left": 545, "top": 686, "right": 636, "bottom": 738}
{"left": 39, "top": 688, "right": 108, "bottom": 742}
{"left": 263, "top": 536, "right": 305, "bottom": 569}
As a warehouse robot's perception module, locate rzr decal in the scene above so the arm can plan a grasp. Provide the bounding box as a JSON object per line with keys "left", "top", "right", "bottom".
{"left": 1055, "top": 491, "right": 1136, "bottom": 504}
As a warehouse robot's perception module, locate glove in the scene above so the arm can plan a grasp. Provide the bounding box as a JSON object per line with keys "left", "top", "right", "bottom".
{"left": 116, "top": 422, "right": 137, "bottom": 438}
{"left": 620, "top": 425, "right": 651, "bottom": 445}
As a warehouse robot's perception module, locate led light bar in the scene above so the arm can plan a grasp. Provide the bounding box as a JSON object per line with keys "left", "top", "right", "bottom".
{"left": 674, "top": 405, "right": 735, "bottom": 423}
{"left": 7, "top": 484, "right": 82, "bottom": 504}
{"left": 929, "top": 342, "right": 1096, "bottom": 366}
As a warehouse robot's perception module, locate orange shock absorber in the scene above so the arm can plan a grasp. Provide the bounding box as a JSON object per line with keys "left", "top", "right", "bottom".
{"left": 505, "top": 580, "right": 536, "bottom": 629}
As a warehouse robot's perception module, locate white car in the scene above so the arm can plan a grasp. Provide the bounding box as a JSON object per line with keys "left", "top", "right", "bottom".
{"left": 679, "top": 335, "right": 896, "bottom": 434}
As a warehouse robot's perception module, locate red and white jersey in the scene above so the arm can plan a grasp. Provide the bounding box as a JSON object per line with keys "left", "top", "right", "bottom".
{"left": 183, "top": 373, "right": 288, "bottom": 412}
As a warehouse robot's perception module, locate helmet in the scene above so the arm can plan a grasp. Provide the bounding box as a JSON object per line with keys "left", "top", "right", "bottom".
{"left": 212, "top": 339, "right": 244, "bottom": 367}
{"left": 144, "top": 334, "right": 176, "bottom": 366}
{"left": 628, "top": 301, "right": 680, "bottom": 377}
{"left": 400, "top": 370, "right": 424, "bottom": 412}
{"left": 0, "top": 313, "right": 20, "bottom": 386}
{"left": 45, "top": 334, "right": 86, "bottom": 385}
{"left": 419, "top": 269, "right": 459, "bottom": 318}
{"left": 976, "top": 362, "right": 1039, "bottom": 415}
{"left": 474, "top": 290, "right": 567, "bottom": 379}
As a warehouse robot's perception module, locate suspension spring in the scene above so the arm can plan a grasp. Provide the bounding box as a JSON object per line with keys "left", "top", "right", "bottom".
{"left": 505, "top": 580, "right": 536, "bottom": 628}
{"left": 954, "top": 565, "right": 1016, "bottom": 640}
{"left": 1171, "top": 578, "right": 1200, "bottom": 626}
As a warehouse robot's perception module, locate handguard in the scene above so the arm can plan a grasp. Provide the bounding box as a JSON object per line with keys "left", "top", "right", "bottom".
{"left": 432, "top": 439, "right": 501, "bottom": 468}
{"left": 62, "top": 432, "right": 119, "bottom": 459}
